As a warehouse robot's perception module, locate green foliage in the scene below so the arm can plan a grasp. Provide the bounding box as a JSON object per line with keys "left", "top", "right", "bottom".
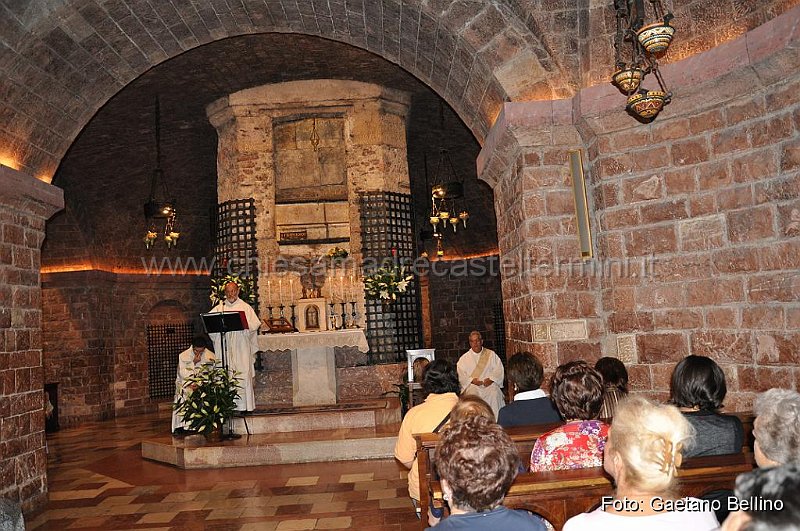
{"left": 210, "top": 274, "right": 255, "bottom": 306}
{"left": 174, "top": 363, "right": 241, "bottom": 435}
{"left": 364, "top": 266, "right": 413, "bottom": 301}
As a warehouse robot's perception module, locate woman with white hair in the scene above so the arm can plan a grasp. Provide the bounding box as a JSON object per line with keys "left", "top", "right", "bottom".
{"left": 752, "top": 388, "right": 800, "bottom": 467}
{"left": 563, "top": 396, "right": 718, "bottom": 530}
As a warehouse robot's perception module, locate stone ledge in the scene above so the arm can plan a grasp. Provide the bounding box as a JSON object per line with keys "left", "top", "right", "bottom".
{"left": 0, "top": 165, "right": 63, "bottom": 219}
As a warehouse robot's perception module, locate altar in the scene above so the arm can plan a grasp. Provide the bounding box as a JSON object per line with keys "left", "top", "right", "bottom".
{"left": 257, "top": 329, "right": 369, "bottom": 406}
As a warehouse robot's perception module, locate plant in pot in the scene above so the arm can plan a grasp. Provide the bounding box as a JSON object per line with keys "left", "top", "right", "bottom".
{"left": 174, "top": 362, "right": 241, "bottom": 441}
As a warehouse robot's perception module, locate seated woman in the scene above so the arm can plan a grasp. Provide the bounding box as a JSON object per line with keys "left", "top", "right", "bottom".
{"left": 563, "top": 396, "right": 719, "bottom": 531}
{"left": 450, "top": 395, "right": 495, "bottom": 423}
{"left": 498, "top": 352, "right": 561, "bottom": 428}
{"left": 530, "top": 361, "right": 608, "bottom": 472}
{"left": 429, "top": 416, "right": 545, "bottom": 530}
{"left": 594, "top": 357, "right": 628, "bottom": 419}
{"left": 721, "top": 464, "right": 800, "bottom": 531}
{"left": 670, "top": 355, "right": 744, "bottom": 457}
{"left": 394, "top": 359, "right": 460, "bottom": 515}
{"left": 752, "top": 388, "right": 800, "bottom": 467}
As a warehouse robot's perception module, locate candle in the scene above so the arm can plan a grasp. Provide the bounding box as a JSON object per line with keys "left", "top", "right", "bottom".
{"left": 349, "top": 274, "right": 354, "bottom": 301}
{"left": 340, "top": 275, "right": 345, "bottom": 301}
{"left": 267, "top": 280, "right": 272, "bottom": 306}
{"left": 279, "top": 278, "right": 283, "bottom": 304}
{"left": 289, "top": 277, "right": 294, "bottom": 304}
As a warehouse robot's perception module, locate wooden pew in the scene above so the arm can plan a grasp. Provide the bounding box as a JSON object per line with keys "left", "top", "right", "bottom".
{"left": 413, "top": 413, "right": 754, "bottom": 530}
{"left": 493, "top": 453, "right": 754, "bottom": 529}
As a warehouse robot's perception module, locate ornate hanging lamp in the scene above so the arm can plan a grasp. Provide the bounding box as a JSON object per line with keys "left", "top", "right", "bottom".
{"left": 611, "top": 0, "right": 676, "bottom": 122}
{"left": 143, "top": 96, "right": 180, "bottom": 249}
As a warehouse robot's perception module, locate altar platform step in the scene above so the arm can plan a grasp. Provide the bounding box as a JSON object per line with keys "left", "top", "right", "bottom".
{"left": 231, "top": 398, "right": 401, "bottom": 435}
{"left": 141, "top": 422, "right": 400, "bottom": 469}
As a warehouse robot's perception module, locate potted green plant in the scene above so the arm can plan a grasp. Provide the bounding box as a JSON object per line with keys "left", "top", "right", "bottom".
{"left": 174, "top": 363, "right": 241, "bottom": 441}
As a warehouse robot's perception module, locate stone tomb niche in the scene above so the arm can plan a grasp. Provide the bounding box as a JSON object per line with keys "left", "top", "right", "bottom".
{"left": 208, "top": 80, "right": 413, "bottom": 405}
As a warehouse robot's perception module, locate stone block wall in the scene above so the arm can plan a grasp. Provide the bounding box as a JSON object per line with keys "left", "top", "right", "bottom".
{"left": 425, "top": 257, "right": 503, "bottom": 362}
{"left": 42, "top": 271, "right": 210, "bottom": 425}
{"left": 479, "top": 8, "right": 800, "bottom": 411}
{"left": 0, "top": 166, "right": 63, "bottom": 512}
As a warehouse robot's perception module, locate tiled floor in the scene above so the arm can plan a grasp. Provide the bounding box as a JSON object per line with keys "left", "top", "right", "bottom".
{"left": 29, "top": 412, "right": 420, "bottom": 530}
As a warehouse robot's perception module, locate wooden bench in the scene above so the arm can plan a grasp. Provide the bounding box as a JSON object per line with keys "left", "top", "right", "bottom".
{"left": 413, "top": 414, "right": 754, "bottom": 530}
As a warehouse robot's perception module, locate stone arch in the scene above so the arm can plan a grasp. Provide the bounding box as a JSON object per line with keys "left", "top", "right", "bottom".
{"left": 1, "top": 0, "right": 569, "bottom": 181}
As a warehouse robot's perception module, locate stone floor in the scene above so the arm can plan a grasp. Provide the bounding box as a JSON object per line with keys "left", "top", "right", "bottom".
{"left": 29, "top": 412, "right": 420, "bottom": 530}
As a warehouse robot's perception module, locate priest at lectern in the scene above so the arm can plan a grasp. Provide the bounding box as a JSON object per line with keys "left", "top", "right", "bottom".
{"left": 209, "top": 281, "right": 260, "bottom": 411}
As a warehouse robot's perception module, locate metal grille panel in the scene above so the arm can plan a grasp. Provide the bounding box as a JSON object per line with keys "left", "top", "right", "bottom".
{"left": 213, "top": 199, "right": 259, "bottom": 312}
{"left": 493, "top": 300, "right": 506, "bottom": 362}
{"left": 147, "top": 322, "right": 194, "bottom": 399}
{"left": 360, "top": 192, "right": 421, "bottom": 363}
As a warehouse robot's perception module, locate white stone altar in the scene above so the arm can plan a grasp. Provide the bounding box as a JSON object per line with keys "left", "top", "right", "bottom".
{"left": 257, "top": 329, "right": 369, "bottom": 406}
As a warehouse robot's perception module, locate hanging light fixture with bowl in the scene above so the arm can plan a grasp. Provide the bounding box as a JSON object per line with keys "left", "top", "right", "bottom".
{"left": 143, "top": 95, "right": 181, "bottom": 249}
{"left": 426, "top": 149, "right": 469, "bottom": 258}
{"left": 611, "top": 0, "right": 676, "bottom": 122}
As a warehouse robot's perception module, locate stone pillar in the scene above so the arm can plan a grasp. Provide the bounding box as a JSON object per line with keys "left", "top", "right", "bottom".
{"left": 0, "top": 165, "right": 64, "bottom": 513}
{"left": 477, "top": 102, "right": 604, "bottom": 370}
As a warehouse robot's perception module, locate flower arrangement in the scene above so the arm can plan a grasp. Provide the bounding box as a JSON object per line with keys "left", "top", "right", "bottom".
{"left": 174, "top": 362, "right": 240, "bottom": 437}
{"left": 364, "top": 266, "right": 413, "bottom": 301}
{"left": 210, "top": 274, "right": 256, "bottom": 306}
{"left": 144, "top": 231, "right": 158, "bottom": 249}
{"left": 327, "top": 246, "right": 349, "bottom": 259}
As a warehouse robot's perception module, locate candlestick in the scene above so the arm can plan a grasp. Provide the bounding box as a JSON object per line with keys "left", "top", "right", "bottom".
{"left": 340, "top": 302, "right": 347, "bottom": 330}
{"left": 279, "top": 278, "right": 283, "bottom": 304}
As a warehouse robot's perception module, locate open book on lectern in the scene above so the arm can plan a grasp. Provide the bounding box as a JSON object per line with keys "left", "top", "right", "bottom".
{"left": 200, "top": 311, "right": 248, "bottom": 335}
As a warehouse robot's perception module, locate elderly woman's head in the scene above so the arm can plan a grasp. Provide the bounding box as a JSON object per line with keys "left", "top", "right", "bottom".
{"left": 753, "top": 388, "right": 800, "bottom": 468}
{"left": 435, "top": 416, "right": 521, "bottom": 512}
{"left": 605, "top": 396, "right": 694, "bottom": 495}
{"left": 507, "top": 352, "right": 545, "bottom": 394}
{"left": 721, "top": 464, "right": 800, "bottom": 531}
{"left": 423, "top": 359, "right": 460, "bottom": 396}
{"left": 450, "top": 395, "right": 495, "bottom": 423}
{"left": 551, "top": 361, "right": 604, "bottom": 421}
{"left": 670, "top": 355, "right": 727, "bottom": 411}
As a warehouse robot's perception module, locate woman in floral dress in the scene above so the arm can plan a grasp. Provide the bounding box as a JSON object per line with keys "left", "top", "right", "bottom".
{"left": 530, "top": 361, "right": 609, "bottom": 472}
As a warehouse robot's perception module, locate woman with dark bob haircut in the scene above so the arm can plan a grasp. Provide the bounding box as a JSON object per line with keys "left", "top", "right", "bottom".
{"left": 428, "top": 416, "right": 545, "bottom": 530}
{"left": 497, "top": 352, "right": 561, "bottom": 427}
{"left": 530, "top": 360, "right": 609, "bottom": 472}
{"left": 395, "top": 359, "right": 460, "bottom": 515}
{"left": 670, "top": 355, "right": 743, "bottom": 457}
{"left": 594, "top": 357, "right": 628, "bottom": 419}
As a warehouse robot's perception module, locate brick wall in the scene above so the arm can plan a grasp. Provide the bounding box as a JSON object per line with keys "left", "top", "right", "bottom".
{"left": 0, "top": 166, "right": 63, "bottom": 513}
{"left": 42, "top": 271, "right": 210, "bottom": 425}
{"left": 425, "top": 257, "right": 503, "bottom": 362}
{"left": 479, "top": 8, "right": 800, "bottom": 411}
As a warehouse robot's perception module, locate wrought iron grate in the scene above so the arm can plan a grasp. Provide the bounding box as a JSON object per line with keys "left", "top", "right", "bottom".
{"left": 493, "top": 299, "right": 506, "bottom": 362}
{"left": 360, "top": 192, "right": 421, "bottom": 363}
{"left": 213, "top": 198, "right": 259, "bottom": 312}
{"left": 147, "top": 322, "right": 194, "bottom": 399}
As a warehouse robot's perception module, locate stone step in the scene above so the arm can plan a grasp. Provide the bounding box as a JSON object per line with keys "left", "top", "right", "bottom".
{"left": 232, "top": 399, "right": 401, "bottom": 434}
{"left": 141, "top": 423, "right": 400, "bottom": 468}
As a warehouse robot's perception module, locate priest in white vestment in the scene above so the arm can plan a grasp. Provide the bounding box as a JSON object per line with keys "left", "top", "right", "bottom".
{"left": 457, "top": 330, "right": 505, "bottom": 418}
{"left": 172, "top": 337, "right": 216, "bottom": 432}
{"left": 209, "top": 281, "right": 261, "bottom": 411}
